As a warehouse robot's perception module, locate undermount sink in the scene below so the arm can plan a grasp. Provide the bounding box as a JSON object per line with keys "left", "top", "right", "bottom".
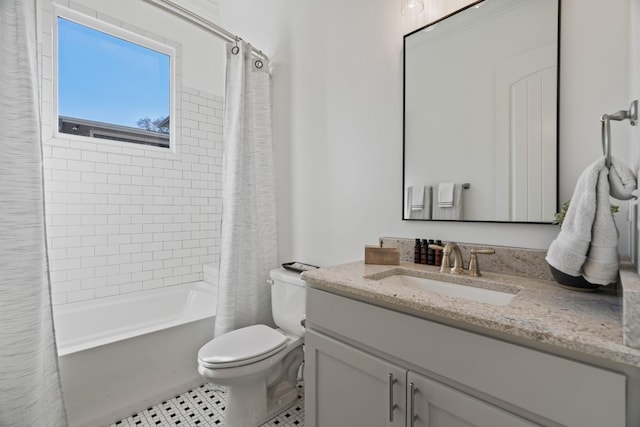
{"left": 377, "top": 274, "right": 517, "bottom": 306}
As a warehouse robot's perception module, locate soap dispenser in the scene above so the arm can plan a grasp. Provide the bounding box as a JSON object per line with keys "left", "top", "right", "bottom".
{"left": 414, "top": 239, "right": 421, "bottom": 263}
{"left": 435, "top": 240, "right": 443, "bottom": 267}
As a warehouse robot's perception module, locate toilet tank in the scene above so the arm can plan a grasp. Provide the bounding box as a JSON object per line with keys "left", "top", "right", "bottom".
{"left": 269, "top": 268, "right": 307, "bottom": 337}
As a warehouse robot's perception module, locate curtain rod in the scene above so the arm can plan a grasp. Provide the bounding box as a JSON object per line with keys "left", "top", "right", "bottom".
{"left": 143, "top": 0, "right": 268, "bottom": 61}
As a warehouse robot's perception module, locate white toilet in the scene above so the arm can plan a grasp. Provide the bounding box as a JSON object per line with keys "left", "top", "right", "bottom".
{"left": 197, "top": 268, "right": 306, "bottom": 427}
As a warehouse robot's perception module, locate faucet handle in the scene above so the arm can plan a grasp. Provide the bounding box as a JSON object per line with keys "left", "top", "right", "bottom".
{"left": 471, "top": 248, "right": 495, "bottom": 255}
{"left": 468, "top": 248, "right": 495, "bottom": 277}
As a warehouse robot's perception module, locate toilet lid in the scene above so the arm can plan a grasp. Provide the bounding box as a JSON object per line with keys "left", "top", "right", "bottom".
{"left": 198, "top": 324, "right": 288, "bottom": 369}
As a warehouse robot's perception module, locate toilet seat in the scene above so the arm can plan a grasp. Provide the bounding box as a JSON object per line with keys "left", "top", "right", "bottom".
{"left": 198, "top": 324, "right": 288, "bottom": 369}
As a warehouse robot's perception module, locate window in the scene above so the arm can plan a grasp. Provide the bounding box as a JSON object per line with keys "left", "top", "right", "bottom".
{"left": 55, "top": 10, "right": 173, "bottom": 149}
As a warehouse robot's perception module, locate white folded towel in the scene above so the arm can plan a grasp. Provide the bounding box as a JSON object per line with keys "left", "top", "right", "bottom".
{"left": 545, "top": 157, "right": 619, "bottom": 285}
{"left": 405, "top": 186, "right": 433, "bottom": 219}
{"left": 405, "top": 186, "right": 413, "bottom": 219}
{"left": 438, "top": 183, "right": 455, "bottom": 207}
{"left": 412, "top": 186, "right": 425, "bottom": 211}
{"left": 432, "top": 184, "right": 463, "bottom": 220}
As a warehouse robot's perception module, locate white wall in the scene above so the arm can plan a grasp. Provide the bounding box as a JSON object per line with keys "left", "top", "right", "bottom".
{"left": 218, "top": 0, "right": 633, "bottom": 267}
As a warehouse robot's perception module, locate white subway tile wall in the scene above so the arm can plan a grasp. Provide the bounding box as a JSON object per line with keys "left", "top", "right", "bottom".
{"left": 43, "top": 87, "right": 223, "bottom": 305}
{"left": 38, "top": 2, "right": 224, "bottom": 306}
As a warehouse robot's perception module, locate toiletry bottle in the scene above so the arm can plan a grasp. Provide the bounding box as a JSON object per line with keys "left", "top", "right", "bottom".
{"left": 414, "top": 239, "right": 421, "bottom": 263}
{"left": 427, "top": 239, "right": 435, "bottom": 265}
{"left": 421, "top": 239, "right": 428, "bottom": 264}
{"left": 435, "top": 240, "right": 443, "bottom": 267}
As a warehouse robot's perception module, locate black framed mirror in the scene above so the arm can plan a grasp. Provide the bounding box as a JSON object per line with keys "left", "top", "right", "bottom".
{"left": 403, "top": 0, "right": 560, "bottom": 222}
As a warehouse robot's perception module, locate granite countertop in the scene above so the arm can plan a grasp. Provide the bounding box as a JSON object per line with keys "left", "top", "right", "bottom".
{"left": 302, "top": 261, "right": 640, "bottom": 369}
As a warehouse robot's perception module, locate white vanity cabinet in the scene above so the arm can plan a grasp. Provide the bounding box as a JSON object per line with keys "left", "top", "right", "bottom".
{"left": 306, "top": 331, "right": 407, "bottom": 426}
{"left": 306, "top": 329, "right": 537, "bottom": 427}
{"left": 305, "top": 287, "right": 627, "bottom": 427}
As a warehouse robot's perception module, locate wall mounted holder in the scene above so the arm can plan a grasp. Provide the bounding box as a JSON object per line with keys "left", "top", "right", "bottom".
{"left": 601, "top": 100, "right": 638, "bottom": 167}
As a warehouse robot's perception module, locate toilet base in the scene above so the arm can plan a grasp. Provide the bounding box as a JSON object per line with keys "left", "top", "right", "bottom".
{"left": 204, "top": 345, "right": 304, "bottom": 427}
{"left": 225, "top": 379, "right": 267, "bottom": 426}
{"left": 263, "top": 377, "right": 300, "bottom": 422}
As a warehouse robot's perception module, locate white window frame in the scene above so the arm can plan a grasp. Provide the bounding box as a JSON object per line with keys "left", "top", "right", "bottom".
{"left": 53, "top": 5, "right": 176, "bottom": 152}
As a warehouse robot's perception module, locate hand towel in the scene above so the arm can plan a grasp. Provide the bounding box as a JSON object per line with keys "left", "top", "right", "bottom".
{"left": 545, "top": 157, "right": 619, "bottom": 285}
{"left": 583, "top": 156, "right": 635, "bottom": 284}
{"left": 432, "top": 184, "right": 463, "bottom": 220}
{"left": 412, "top": 186, "right": 425, "bottom": 211}
{"left": 438, "top": 183, "right": 455, "bottom": 207}
{"left": 609, "top": 156, "right": 637, "bottom": 200}
{"left": 406, "top": 186, "right": 433, "bottom": 219}
{"left": 582, "top": 165, "right": 620, "bottom": 284}
{"left": 405, "top": 186, "right": 413, "bottom": 219}
{"left": 411, "top": 186, "right": 432, "bottom": 220}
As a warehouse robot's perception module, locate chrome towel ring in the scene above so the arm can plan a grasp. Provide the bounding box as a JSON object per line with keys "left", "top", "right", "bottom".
{"left": 601, "top": 100, "right": 638, "bottom": 168}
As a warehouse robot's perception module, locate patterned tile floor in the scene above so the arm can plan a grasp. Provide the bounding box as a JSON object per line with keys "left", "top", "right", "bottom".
{"left": 109, "top": 382, "right": 304, "bottom": 427}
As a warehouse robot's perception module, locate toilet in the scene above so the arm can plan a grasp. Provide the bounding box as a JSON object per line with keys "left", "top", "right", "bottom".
{"left": 197, "top": 268, "right": 306, "bottom": 427}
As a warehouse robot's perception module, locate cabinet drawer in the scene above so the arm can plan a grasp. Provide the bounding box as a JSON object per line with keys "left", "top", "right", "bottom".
{"left": 308, "top": 288, "right": 626, "bottom": 427}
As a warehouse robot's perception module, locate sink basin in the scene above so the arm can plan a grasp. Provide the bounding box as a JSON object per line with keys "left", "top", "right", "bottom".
{"left": 377, "top": 274, "right": 517, "bottom": 306}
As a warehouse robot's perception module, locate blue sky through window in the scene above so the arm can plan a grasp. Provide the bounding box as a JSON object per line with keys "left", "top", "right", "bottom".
{"left": 57, "top": 17, "right": 170, "bottom": 130}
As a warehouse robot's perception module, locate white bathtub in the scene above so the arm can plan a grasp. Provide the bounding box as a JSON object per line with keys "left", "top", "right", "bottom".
{"left": 54, "top": 282, "right": 217, "bottom": 427}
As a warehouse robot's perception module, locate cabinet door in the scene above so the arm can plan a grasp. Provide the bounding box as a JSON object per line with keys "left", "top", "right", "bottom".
{"left": 407, "top": 372, "right": 539, "bottom": 427}
{"left": 305, "top": 330, "right": 406, "bottom": 427}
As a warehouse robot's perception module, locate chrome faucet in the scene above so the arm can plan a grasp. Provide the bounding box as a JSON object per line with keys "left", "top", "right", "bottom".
{"left": 429, "top": 242, "right": 495, "bottom": 277}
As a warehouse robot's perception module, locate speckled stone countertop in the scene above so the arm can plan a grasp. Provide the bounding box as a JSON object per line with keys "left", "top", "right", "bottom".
{"left": 302, "top": 261, "right": 640, "bottom": 369}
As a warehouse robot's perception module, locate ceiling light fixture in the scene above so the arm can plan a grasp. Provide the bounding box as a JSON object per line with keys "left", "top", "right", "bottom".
{"left": 401, "top": 0, "right": 424, "bottom": 16}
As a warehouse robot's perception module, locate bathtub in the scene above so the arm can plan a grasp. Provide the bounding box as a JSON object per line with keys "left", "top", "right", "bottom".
{"left": 54, "top": 282, "right": 217, "bottom": 427}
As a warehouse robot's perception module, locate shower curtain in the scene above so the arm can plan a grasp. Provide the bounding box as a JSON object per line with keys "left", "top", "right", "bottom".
{"left": 214, "top": 42, "right": 278, "bottom": 336}
{"left": 0, "top": 1, "right": 68, "bottom": 425}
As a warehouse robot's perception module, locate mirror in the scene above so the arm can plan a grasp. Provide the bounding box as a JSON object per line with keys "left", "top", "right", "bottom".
{"left": 403, "top": 0, "right": 559, "bottom": 222}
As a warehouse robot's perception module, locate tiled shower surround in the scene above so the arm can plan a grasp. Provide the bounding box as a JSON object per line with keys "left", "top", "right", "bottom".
{"left": 43, "top": 87, "right": 223, "bottom": 305}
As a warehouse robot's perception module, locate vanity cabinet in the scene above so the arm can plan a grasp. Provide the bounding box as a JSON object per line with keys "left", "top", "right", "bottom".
{"left": 305, "top": 287, "right": 627, "bottom": 427}
{"left": 307, "top": 330, "right": 536, "bottom": 427}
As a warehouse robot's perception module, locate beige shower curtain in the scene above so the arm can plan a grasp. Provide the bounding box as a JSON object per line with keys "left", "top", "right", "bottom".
{"left": 0, "top": 1, "right": 68, "bottom": 425}
{"left": 214, "top": 41, "right": 278, "bottom": 336}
